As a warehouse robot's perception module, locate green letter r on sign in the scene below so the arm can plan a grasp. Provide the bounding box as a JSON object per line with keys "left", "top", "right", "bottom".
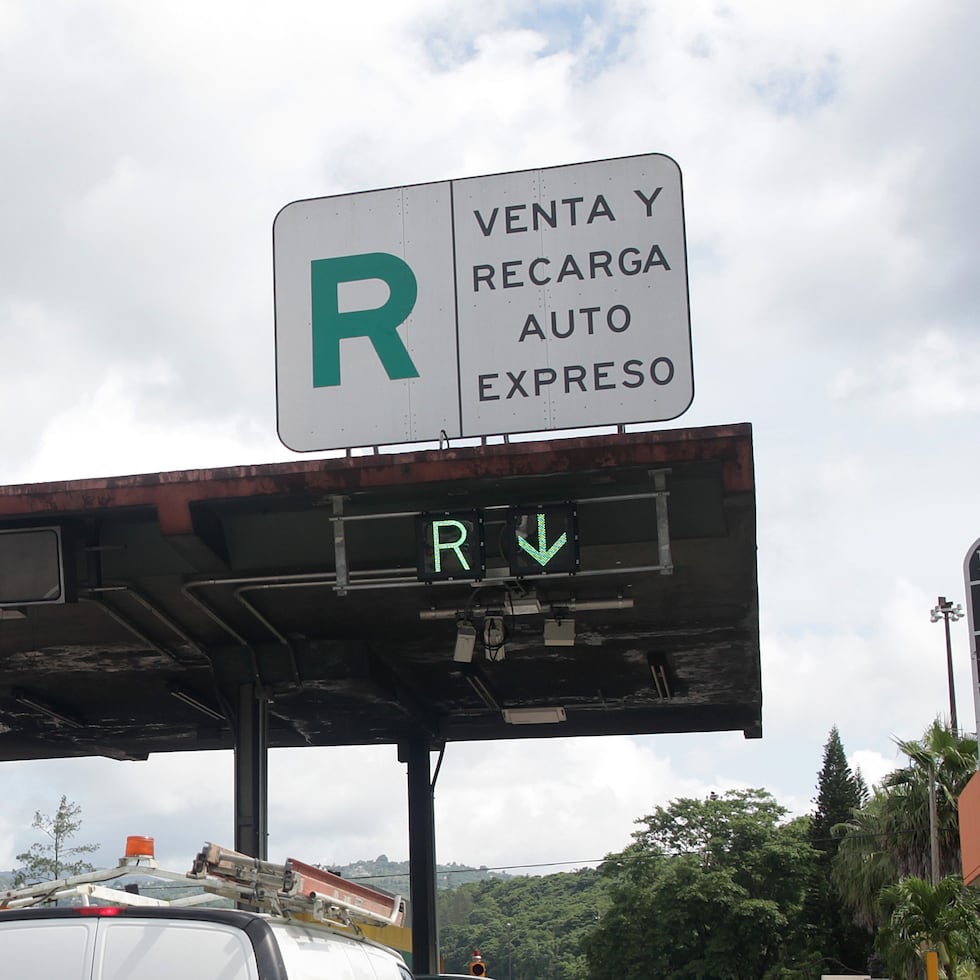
{"left": 311, "top": 252, "right": 420, "bottom": 387}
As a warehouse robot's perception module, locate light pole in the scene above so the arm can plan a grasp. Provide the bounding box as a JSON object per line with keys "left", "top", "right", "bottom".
{"left": 931, "top": 595, "right": 964, "bottom": 732}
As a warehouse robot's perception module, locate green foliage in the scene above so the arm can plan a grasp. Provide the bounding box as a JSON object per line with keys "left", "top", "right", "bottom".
{"left": 326, "top": 720, "right": 978, "bottom": 980}
{"left": 876, "top": 876, "right": 980, "bottom": 979}
{"left": 833, "top": 720, "right": 978, "bottom": 933}
{"left": 806, "top": 726, "right": 874, "bottom": 974}
{"left": 882, "top": 722, "right": 977, "bottom": 882}
{"left": 811, "top": 726, "right": 867, "bottom": 852}
{"left": 832, "top": 790, "right": 898, "bottom": 931}
{"left": 437, "top": 868, "right": 603, "bottom": 980}
{"left": 584, "top": 789, "right": 819, "bottom": 980}
{"left": 13, "top": 796, "right": 98, "bottom": 886}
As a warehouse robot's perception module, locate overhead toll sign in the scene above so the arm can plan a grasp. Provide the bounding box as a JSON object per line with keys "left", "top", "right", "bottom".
{"left": 274, "top": 153, "right": 692, "bottom": 452}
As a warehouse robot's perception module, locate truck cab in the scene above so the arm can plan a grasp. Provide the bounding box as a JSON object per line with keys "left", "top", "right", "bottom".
{"left": 0, "top": 838, "right": 414, "bottom": 980}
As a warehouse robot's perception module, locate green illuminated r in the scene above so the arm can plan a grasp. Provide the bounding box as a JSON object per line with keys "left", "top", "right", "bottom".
{"left": 432, "top": 520, "right": 470, "bottom": 573}
{"left": 311, "top": 252, "right": 420, "bottom": 387}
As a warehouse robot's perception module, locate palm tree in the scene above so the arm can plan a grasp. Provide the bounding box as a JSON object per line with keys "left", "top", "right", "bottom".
{"left": 832, "top": 721, "right": 978, "bottom": 934}
{"left": 832, "top": 791, "right": 898, "bottom": 930}
{"left": 884, "top": 721, "right": 977, "bottom": 881}
{"left": 877, "top": 876, "right": 980, "bottom": 979}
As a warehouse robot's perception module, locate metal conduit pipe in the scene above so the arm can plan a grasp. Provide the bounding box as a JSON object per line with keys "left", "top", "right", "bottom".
{"left": 118, "top": 586, "right": 205, "bottom": 657}
{"left": 180, "top": 583, "right": 251, "bottom": 648}
{"left": 79, "top": 594, "right": 187, "bottom": 666}
{"left": 182, "top": 572, "right": 399, "bottom": 683}
{"left": 179, "top": 547, "right": 652, "bottom": 665}
{"left": 332, "top": 564, "right": 666, "bottom": 591}
{"left": 179, "top": 582, "right": 262, "bottom": 684}
{"left": 324, "top": 490, "right": 665, "bottom": 527}
{"left": 419, "top": 596, "right": 634, "bottom": 621}
{"left": 191, "top": 566, "right": 648, "bottom": 643}
{"left": 184, "top": 568, "right": 419, "bottom": 647}
{"left": 81, "top": 585, "right": 205, "bottom": 657}
{"left": 233, "top": 588, "right": 292, "bottom": 647}
{"left": 81, "top": 588, "right": 235, "bottom": 724}
{"left": 232, "top": 587, "right": 301, "bottom": 683}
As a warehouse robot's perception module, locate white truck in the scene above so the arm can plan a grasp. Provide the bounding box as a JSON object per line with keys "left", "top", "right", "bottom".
{"left": 0, "top": 837, "right": 414, "bottom": 980}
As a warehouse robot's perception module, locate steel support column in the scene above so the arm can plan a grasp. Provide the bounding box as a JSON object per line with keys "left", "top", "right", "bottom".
{"left": 234, "top": 683, "right": 268, "bottom": 859}
{"left": 401, "top": 737, "right": 438, "bottom": 974}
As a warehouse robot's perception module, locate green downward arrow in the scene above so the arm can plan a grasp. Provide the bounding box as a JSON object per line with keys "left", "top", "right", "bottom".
{"left": 518, "top": 513, "right": 568, "bottom": 566}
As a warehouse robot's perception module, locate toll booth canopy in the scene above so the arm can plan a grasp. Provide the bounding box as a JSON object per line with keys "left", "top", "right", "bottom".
{"left": 0, "top": 423, "right": 760, "bottom": 761}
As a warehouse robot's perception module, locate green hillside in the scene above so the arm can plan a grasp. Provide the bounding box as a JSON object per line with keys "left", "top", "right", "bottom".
{"left": 332, "top": 854, "right": 510, "bottom": 896}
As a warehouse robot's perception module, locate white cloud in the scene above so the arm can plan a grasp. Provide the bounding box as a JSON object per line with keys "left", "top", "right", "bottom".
{"left": 0, "top": 738, "right": 724, "bottom": 873}
{"left": 432, "top": 736, "right": 723, "bottom": 867}
{"left": 851, "top": 748, "right": 899, "bottom": 791}
{"left": 2, "top": 366, "right": 285, "bottom": 485}
{"left": 831, "top": 328, "right": 980, "bottom": 418}
{"left": 1, "top": 0, "right": 979, "bottom": 878}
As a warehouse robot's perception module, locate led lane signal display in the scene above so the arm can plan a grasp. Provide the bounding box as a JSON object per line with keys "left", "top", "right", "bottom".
{"left": 416, "top": 510, "right": 486, "bottom": 582}
{"left": 415, "top": 504, "right": 579, "bottom": 582}
{"left": 507, "top": 504, "right": 579, "bottom": 577}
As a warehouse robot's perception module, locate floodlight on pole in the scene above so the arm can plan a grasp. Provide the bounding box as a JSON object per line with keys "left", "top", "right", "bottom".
{"left": 930, "top": 595, "right": 964, "bottom": 732}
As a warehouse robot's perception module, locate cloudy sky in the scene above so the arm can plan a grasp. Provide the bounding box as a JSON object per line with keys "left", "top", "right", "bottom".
{"left": 1, "top": 0, "right": 979, "bottom": 880}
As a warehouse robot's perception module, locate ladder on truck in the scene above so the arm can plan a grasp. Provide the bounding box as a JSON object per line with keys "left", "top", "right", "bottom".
{"left": 189, "top": 842, "right": 405, "bottom": 930}
{"left": 0, "top": 838, "right": 405, "bottom": 935}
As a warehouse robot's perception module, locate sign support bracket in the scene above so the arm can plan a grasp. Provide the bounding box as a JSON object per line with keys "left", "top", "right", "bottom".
{"left": 332, "top": 496, "right": 349, "bottom": 596}
{"left": 653, "top": 470, "right": 673, "bottom": 575}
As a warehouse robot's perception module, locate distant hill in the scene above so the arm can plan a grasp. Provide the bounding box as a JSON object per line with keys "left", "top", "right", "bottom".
{"left": 0, "top": 858, "right": 506, "bottom": 903}
{"left": 325, "top": 855, "right": 509, "bottom": 897}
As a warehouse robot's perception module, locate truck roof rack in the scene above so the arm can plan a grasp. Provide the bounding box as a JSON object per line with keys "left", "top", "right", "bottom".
{"left": 0, "top": 837, "right": 405, "bottom": 934}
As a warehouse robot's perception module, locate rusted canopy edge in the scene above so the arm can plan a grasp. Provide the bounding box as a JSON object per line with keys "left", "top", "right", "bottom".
{"left": 0, "top": 423, "right": 753, "bottom": 536}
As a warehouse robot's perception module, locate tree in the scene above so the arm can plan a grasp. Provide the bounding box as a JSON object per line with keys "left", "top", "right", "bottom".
{"left": 13, "top": 796, "right": 99, "bottom": 886}
{"left": 833, "top": 720, "right": 978, "bottom": 934}
{"left": 882, "top": 721, "right": 976, "bottom": 882}
{"left": 811, "top": 726, "right": 868, "bottom": 849}
{"left": 584, "top": 789, "right": 819, "bottom": 980}
{"left": 832, "top": 789, "right": 898, "bottom": 931}
{"left": 807, "top": 726, "right": 873, "bottom": 974}
{"left": 876, "top": 876, "right": 980, "bottom": 980}
{"left": 437, "top": 868, "right": 603, "bottom": 980}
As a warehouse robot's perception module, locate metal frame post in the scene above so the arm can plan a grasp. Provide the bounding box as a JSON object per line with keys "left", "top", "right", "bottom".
{"left": 401, "top": 738, "right": 438, "bottom": 974}
{"left": 234, "top": 683, "right": 268, "bottom": 859}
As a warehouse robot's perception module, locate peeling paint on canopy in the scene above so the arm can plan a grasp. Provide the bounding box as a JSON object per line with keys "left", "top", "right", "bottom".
{"left": 0, "top": 424, "right": 761, "bottom": 762}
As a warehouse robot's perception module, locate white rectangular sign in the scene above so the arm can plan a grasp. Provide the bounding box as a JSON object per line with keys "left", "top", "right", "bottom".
{"left": 274, "top": 153, "right": 692, "bottom": 452}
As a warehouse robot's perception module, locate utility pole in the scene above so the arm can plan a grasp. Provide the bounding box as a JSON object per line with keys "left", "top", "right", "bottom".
{"left": 929, "top": 763, "right": 940, "bottom": 885}
{"left": 931, "top": 596, "right": 964, "bottom": 732}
